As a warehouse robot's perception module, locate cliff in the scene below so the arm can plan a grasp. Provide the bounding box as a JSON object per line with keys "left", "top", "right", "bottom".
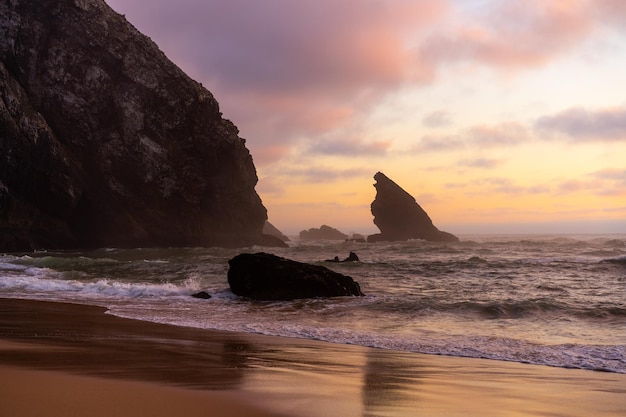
{"left": 367, "top": 172, "right": 458, "bottom": 243}
{"left": 263, "top": 221, "right": 290, "bottom": 242}
{"left": 0, "top": 0, "right": 284, "bottom": 250}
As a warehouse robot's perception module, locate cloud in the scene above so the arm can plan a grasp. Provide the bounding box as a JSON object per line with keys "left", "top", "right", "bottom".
{"left": 591, "top": 168, "right": 626, "bottom": 183}
{"left": 587, "top": 168, "right": 626, "bottom": 195}
{"left": 466, "top": 123, "right": 530, "bottom": 146}
{"left": 451, "top": 177, "right": 551, "bottom": 196}
{"left": 412, "top": 133, "right": 464, "bottom": 153}
{"left": 458, "top": 158, "right": 502, "bottom": 169}
{"left": 277, "top": 166, "right": 371, "bottom": 184}
{"left": 412, "top": 122, "right": 529, "bottom": 153}
{"left": 105, "top": 0, "right": 626, "bottom": 170}
{"left": 159, "top": 1, "right": 444, "bottom": 95}
{"left": 534, "top": 106, "right": 626, "bottom": 141}
{"left": 256, "top": 175, "right": 285, "bottom": 196}
{"left": 420, "top": 0, "right": 597, "bottom": 70}
{"left": 422, "top": 111, "right": 452, "bottom": 128}
{"left": 307, "top": 137, "right": 392, "bottom": 157}
{"left": 589, "top": 0, "right": 626, "bottom": 25}
{"left": 479, "top": 177, "right": 527, "bottom": 194}
{"left": 106, "top": 0, "right": 446, "bottom": 164}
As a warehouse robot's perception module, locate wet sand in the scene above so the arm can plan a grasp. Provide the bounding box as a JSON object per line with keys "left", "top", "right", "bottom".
{"left": 1, "top": 298, "right": 625, "bottom": 417}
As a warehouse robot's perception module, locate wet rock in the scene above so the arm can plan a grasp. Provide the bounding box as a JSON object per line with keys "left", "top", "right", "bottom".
{"left": 367, "top": 172, "right": 458, "bottom": 243}
{"left": 227, "top": 252, "right": 364, "bottom": 300}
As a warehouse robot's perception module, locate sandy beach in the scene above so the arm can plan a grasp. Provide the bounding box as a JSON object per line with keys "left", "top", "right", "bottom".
{"left": 1, "top": 298, "right": 625, "bottom": 417}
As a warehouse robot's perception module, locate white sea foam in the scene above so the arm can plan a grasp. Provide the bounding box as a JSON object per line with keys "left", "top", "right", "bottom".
{"left": 2, "top": 234, "right": 625, "bottom": 373}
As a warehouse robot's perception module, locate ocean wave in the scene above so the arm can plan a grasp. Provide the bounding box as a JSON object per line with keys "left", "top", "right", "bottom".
{"left": 12, "top": 254, "right": 121, "bottom": 270}
{"left": 3, "top": 235, "right": 625, "bottom": 375}
{"left": 0, "top": 273, "right": 203, "bottom": 299}
{"left": 601, "top": 255, "right": 626, "bottom": 265}
{"left": 139, "top": 311, "right": 625, "bottom": 374}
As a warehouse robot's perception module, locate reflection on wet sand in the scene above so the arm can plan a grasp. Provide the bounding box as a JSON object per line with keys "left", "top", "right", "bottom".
{"left": 1, "top": 299, "right": 625, "bottom": 417}
{"left": 0, "top": 299, "right": 249, "bottom": 389}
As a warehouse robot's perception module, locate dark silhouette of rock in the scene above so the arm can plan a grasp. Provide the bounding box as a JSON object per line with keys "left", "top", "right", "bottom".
{"left": 263, "top": 221, "right": 290, "bottom": 242}
{"left": 344, "top": 251, "right": 360, "bottom": 262}
{"left": 228, "top": 252, "right": 364, "bottom": 300}
{"left": 367, "top": 172, "right": 458, "bottom": 243}
{"left": 325, "top": 251, "right": 360, "bottom": 263}
{"left": 346, "top": 238, "right": 367, "bottom": 243}
{"left": 0, "top": 0, "right": 285, "bottom": 251}
{"left": 348, "top": 233, "right": 366, "bottom": 242}
{"left": 299, "top": 225, "right": 348, "bottom": 241}
{"left": 191, "top": 291, "right": 212, "bottom": 299}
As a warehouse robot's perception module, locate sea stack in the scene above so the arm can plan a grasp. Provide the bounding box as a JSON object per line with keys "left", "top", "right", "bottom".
{"left": 0, "top": 0, "right": 284, "bottom": 250}
{"left": 367, "top": 172, "right": 458, "bottom": 243}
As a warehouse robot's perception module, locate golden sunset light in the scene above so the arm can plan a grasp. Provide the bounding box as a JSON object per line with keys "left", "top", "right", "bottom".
{"left": 3, "top": 2, "right": 626, "bottom": 413}
{"left": 106, "top": 0, "right": 626, "bottom": 235}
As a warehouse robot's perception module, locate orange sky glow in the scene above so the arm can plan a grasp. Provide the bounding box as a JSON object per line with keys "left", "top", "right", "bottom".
{"left": 106, "top": 0, "right": 626, "bottom": 236}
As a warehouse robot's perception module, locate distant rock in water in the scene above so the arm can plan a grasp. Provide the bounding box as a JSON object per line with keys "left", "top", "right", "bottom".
{"left": 367, "top": 172, "right": 458, "bottom": 243}
{"left": 0, "top": 0, "right": 285, "bottom": 251}
{"left": 325, "top": 252, "right": 360, "bottom": 263}
{"left": 348, "top": 234, "right": 366, "bottom": 242}
{"left": 263, "top": 221, "right": 290, "bottom": 242}
{"left": 300, "top": 225, "right": 348, "bottom": 241}
{"left": 227, "top": 252, "right": 364, "bottom": 300}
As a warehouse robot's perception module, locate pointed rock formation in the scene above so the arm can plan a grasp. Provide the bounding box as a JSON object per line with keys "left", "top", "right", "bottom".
{"left": 367, "top": 172, "right": 458, "bottom": 243}
{"left": 0, "top": 0, "right": 285, "bottom": 250}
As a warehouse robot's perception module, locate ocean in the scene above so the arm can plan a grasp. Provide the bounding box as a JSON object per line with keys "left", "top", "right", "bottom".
{"left": 1, "top": 234, "right": 625, "bottom": 374}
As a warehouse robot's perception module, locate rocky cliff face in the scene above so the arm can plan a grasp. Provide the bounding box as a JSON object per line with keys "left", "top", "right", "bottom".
{"left": 0, "top": 0, "right": 283, "bottom": 250}
{"left": 367, "top": 172, "right": 458, "bottom": 243}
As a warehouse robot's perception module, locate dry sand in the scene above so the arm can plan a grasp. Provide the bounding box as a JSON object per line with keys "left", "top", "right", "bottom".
{"left": 1, "top": 298, "right": 625, "bottom": 417}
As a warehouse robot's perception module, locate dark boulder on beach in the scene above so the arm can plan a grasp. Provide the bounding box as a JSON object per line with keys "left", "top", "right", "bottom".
{"left": 227, "top": 252, "right": 364, "bottom": 300}
{"left": 0, "top": 0, "right": 285, "bottom": 251}
{"left": 367, "top": 172, "right": 458, "bottom": 243}
{"left": 299, "top": 225, "right": 349, "bottom": 241}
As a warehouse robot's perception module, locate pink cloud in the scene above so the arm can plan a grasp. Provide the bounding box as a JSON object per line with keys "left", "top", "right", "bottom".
{"left": 107, "top": 0, "right": 444, "bottom": 94}
{"left": 420, "top": 0, "right": 595, "bottom": 70}
{"left": 413, "top": 122, "right": 529, "bottom": 153}
{"left": 535, "top": 106, "right": 626, "bottom": 141}
{"left": 422, "top": 110, "right": 452, "bottom": 128}
{"left": 256, "top": 176, "right": 285, "bottom": 196}
{"left": 277, "top": 167, "right": 372, "bottom": 184}
{"left": 458, "top": 158, "right": 502, "bottom": 169}
{"left": 105, "top": 0, "right": 446, "bottom": 164}
{"left": 104, "top": 0, "right": 626, "bottom": 168}
{"left": 307, "top": 137, "right": 392, "bottom": 157}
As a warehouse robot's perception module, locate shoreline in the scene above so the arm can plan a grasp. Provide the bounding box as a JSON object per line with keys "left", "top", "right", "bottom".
{"left": 1, "top": 297, "right": 625, "bottom": 417}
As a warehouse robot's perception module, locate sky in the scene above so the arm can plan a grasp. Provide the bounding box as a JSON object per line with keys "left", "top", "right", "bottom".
{"left": 106, "top": 0, "right": 626, "bottom": 236}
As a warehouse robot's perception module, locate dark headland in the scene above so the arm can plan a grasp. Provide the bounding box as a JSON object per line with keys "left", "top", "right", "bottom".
{"left": 0, "top": 0, "right": 285, "bottom": 251}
